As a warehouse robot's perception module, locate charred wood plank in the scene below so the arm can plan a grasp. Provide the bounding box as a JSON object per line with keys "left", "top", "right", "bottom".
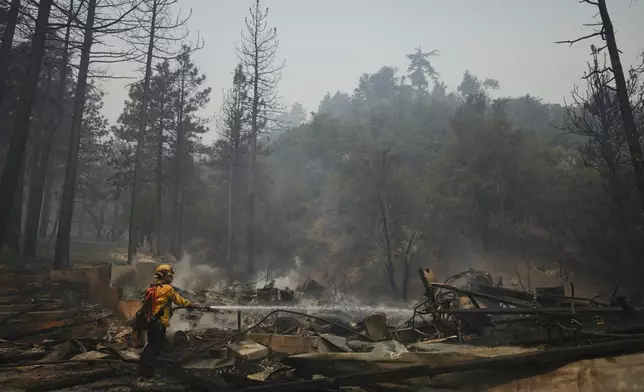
{"left": 0, "top": 350, "right": 46, "bottom": 363}
{"left": 469, "top": 283, "right": 599, "bottom": 307}
{"left": 1, "top": 316, "right": 108, "bottom": 340}
{"left": 240, "top": 337, "right": 644, "bottom": 392}
{"left": 166, "top": 366, "right": 233, "bottom": 392}
{"left": 24, "top": 367, "right": 124, "bottom": 392}
{"left": 0, "top": 303, "right": 46, "bottom": 325}
{"left": 0, "top": 359, "right": 134, "bottom": 368}
{"left": 0, "top": 310, "right": 79, "bottom": 323}
{"left": 430, "top": 283, "right": 533, "bottom": 307}
{"left": 0, "top": 303, "right": 60, "bottom": 312}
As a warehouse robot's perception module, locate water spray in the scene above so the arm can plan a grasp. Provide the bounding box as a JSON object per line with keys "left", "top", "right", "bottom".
{"left": 200, "top": 304, "right": 415, "bottom": 319}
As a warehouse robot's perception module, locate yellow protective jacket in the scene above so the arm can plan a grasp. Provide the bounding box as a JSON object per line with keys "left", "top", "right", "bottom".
{"left": 143, "top": 282, "right": 192, "bottom": 327}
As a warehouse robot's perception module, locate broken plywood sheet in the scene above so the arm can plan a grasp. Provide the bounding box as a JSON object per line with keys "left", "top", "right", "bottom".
{"left": 317, "top": 334, "right": 352, "bottom": 353}
{"left": 227, "top": 340, "right": 268, "bottom": 361}
{"left": 247, "top": 370, "right": 273, "bottom": 381}
{"left": 248, "top": 333, "right": 317, "bottom": 355}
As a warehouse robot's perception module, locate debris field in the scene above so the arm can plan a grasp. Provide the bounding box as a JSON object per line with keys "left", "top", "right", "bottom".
{"left": 2, "top": 261, "right": 644, "bottom": 391}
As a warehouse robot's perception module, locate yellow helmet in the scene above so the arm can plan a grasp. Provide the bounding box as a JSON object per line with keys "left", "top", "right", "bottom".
{"left": 155, "top": 264, "right": 175, "bottom": 279}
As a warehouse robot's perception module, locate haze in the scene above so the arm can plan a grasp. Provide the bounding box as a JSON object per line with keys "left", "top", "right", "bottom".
{"left": 2, "top": 0, "right": 644, "bottom": 300}
{"left": 98, "top": 0, "right": 644, "bottom": 142}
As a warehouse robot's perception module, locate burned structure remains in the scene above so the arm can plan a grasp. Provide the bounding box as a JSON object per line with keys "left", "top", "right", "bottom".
{"left": 2, "top": 260, "right": 644, "bottom": 391}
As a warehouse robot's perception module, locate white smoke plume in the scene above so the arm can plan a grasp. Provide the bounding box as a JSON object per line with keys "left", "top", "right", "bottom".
{"left": 169, "top": 309, "right": 241, "bottom": 331}
{"left": 172, "top": 253, "right": 230, "bottom": 292}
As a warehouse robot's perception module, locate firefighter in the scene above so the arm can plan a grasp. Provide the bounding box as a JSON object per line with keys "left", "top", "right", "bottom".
{"left": 136, "top": 263, "right": 197, "bottom": 385}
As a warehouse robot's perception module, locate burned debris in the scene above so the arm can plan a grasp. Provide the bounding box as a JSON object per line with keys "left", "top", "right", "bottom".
{"left": 2, "top": 262, "right": 644, "bottom": 392}
{"left": 410, "top": 267, "right": 642, "bottom": 347}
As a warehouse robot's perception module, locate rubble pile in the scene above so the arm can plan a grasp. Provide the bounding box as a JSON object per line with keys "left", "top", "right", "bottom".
{"left": 3, "top": 262, "right": 644, "bottom": 391}
{"left": 0, "top": 263, "right": 144, "bottom": 391}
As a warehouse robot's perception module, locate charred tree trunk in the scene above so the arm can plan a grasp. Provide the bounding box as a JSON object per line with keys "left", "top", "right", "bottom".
{"left": 238, "top": 1, "right": 282, "bottom": 275}
{"left": 371, "top": 150, "right": 399, "bottom": 299}
{"left": 155, "top": 99, "right": 164, "bottom": 256}
{"left": 226, "top": 131, "right": 239, "bottom": 270}
{"left": 78, "top": 198, "right": 85, "bottom": 238}
{"left": 596, "top": 0, "right": 644, "bottom": 301}
{"left": 6, "top": 152, "right": 24, "bottom": 252}
{"left": 39, "top": 172, "right": 54, "bottom": 239}
{"left": 111, "top": 190, "right": 120, "bottom": 242}
{"left": 0, "top": 0, "right": 20, "bottom": 109}
{"left": 0, "top": 0, "right": 54, "bottom": 247}
{"left": 171, "top": 72, "right": 186, "bottom": 260}
{"left": 246, "top": 59, "right": 259, "bottom": 276}
{"left": 401, "top": 232, "right": 419, "bottom": 301}
{"left": 225, "top": 159, "right": 234, "bottom": 268}
{"left": 24, "top": 121, "right": 43, "bottom": 245}
{"left": 92, "top": 204, "right": 106, "bottom": 241}
{"left": 216, "top": 64, "right": 246, "bottom": 269}
{"left": 53, "top": 0, "right": 96, "bottom": 269}
{"left": 127, "top": 0, "right": 158, "bottom": 264}
{"left": 596, "top": 0, "right": 644, "bottom": 210}
{"left": 380, "top": 202, "right": 398, "bottom": 299}
{"left": 23, "top": 0, "right": 73, "bottom": 257}
{"left": 591, "top": 67, "right": 635, "bottom": 274}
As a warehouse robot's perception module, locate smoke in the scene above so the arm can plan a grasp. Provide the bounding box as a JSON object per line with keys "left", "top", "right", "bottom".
{"left": 251, "top": 256, "right": 308, "bottom": 290}
{"left": 169, "top": 309, "right": 242, "bottom": 331}
{"left": 266, "top": 268, "right": 302, "bottom": 290}
{"left": 172, "top": 253, "right": 230, "bottom": 292}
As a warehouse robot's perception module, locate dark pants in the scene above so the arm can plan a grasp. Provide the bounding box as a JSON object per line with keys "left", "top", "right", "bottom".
{"left": 138, "top": 319, "right": 166, "bottom": 378}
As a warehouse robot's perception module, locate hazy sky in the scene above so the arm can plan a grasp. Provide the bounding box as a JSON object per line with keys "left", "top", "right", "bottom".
{"left": 98, "top": 0, "right": 644, "bottom": 142}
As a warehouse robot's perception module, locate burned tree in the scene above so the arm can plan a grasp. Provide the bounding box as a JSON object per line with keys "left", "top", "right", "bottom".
{"left": 219, "top": 64, "right": 248, "bottom": 270}
{"left": 365, "top": 149, "right": 399, "bottom": 298}
{"left": 0, "top": 0, "right": 54, "bottom": 248}
{"left": 561, "top": 47, "right": 640, "bottom": 278}
{"left": 54, "top": 0, "right": 143, "bottom": 268}
{"left": 122, "top": 0, "right": 195, "bottom": 264}
{"left": 558, "top": 0, "right": 644, "bottom": 213}
{"left": 169, "top": 47, "right": 210, "bottom": 259}
{"left": 54, "top": 0, "right": 98, "bottom": 268}
{"left": 0, "top": 0, "right": 20, "bottom": 109}
{"left": 149, "top": 60, "right": 174, "bottom": 256}
{"left": 558, "top": 0, "right": 644, "bottom": 300}
{"left": 237, "top": 0, "right": 284, "bottom": 274}
{"left": 363, "top": 148, "right": 424, "bottom": 301}
{"left": 22, "top": 0, "right": 75, "bottom": 257}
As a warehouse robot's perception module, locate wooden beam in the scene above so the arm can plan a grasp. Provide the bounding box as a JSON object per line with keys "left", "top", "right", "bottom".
{"left": 240, "top": 337, "right": 644, "bottom": 392}
{"left": 166, "top": 366, "right": 233, "bottom": 392}
{"left": 24, "top": 367, "right": 124, "bottom": 392}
